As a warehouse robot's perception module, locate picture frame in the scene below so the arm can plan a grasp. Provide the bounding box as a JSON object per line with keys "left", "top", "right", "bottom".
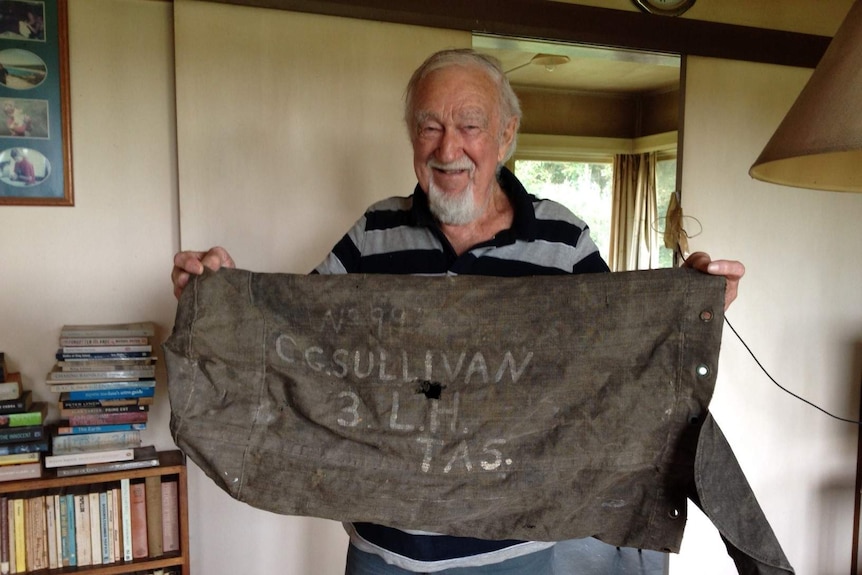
{"left": 0, "top": 0, "right": 72, "bottom": 206}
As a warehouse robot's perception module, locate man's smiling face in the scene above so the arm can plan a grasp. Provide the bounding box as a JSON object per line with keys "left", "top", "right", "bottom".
{"left": 410, "top": 65, "right": 514, "bottom": 225}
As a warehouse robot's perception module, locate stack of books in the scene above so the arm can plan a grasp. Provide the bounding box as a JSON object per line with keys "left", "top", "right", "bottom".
{"left": 0, "top": 354, "right": 49, "bottom": 482}
{"left": 45, "top": 323, "right": 159, "bottom": 477}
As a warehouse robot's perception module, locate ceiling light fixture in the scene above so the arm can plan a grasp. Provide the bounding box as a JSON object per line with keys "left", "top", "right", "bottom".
{"left": 505, "top": 54, "right": 571, "bottom": 74}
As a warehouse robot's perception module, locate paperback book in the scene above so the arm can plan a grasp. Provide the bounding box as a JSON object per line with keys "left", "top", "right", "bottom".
{"left": 51, "top": 430, "right": 142, "bottom": 455}
{"left": 67, "top": 411, "right": 148, "bottom": 426}
{"left": 0, "top": 402, "right": 46, "bottom": 428}
{"left": 57, "top": 359, "right": 155, "bottom": 371}
{"left": 60, "top": 322, "right": 156, "bottom": 338}
{"left": 0, "top": 425, "right": 44, "bottom": 445}
{"left": 0, "top": 462, "right": 40, "bottom": 482}
{"left": 59, "top": 404, "right": 149, "bottom": 418}
{"left": 47, "top": 366, "right": 156, "bottom": 382}
{"left": 58, "top": 335, "right": 149, "bottom": 347}
{"left": 45, "top": 447, "right": 136, "bottom": 469}
{"left": 56, "top": 423, "right": 147, "bottom": 435}
{"left": 46, "top": 380, "right": 156, "bottom": 393}
{"left": 58, "top": 394, "right": 154, "bottom": 409}
{"left": 55, "top": 447, "right": 159, "bottom": 478}
{"left": 64, "top": 387, "right": 155, "bottom": 401}
{"left": 0, "top": 391, "right": 32, "bottom": 415}
{"left": 0, "top": 452, "right": 39, "bottom": 467}
{"left": 57, "top": 345, "right": 152, "bottom": 355}
{"left": 56, "top": 350, "right": 152, "bottom": 361}
{"left": 0, "top": 373, "right": 22, "bottom": 402}
{"left": 0, "top": 438, "right": 49, "bottom": 456}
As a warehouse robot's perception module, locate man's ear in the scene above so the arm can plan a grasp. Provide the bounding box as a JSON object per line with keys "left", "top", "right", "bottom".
{"left": 498, "top": 117, "right": 519, "bottom": 162}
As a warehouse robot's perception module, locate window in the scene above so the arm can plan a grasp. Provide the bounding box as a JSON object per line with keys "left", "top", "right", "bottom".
{"left": 514, "top": 159, "right": 614, "bottom": 262}
{"left": 514, "top": 153, "right": 678, "bottom": 269}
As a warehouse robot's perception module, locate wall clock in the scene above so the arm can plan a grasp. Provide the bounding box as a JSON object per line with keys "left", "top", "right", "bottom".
{"left": 631, "top": 0, "right": 696, "bottom": 17}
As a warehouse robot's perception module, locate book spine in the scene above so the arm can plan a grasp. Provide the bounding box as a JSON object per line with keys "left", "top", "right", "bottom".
{"left": 0, "top": 463, "right": 41, "bottom": 481}
{"left": 12, "top": 499, "right": 23, "bottom": 573}
{"left": 60, "top": 397, "right": 152, "bottom": 409}
{"left": 51, "top": 430, "right": 142, "bottom": 454}
{"left": 0, "top": 452, "right": 40, "bottom": 466}
{"left": 0, "top": 383, "right": 21, "bottom": 402}
{"left": 73, "top": 493, "right": 91, "bottom": 567}
{"left": 48, "top": 381, "right": 156, "bottom": 393}
{"left": 45, "top": 495, "right": 57, "bottom": 569}
{"left": 161, "top": 480, "right": 180, "bottom": 553}
{"left": 145, "top": 476, "right": 163, "bottom": 557}
{"left": 129, "top": 480, "right": 148, "bottom": 558}
{"left": 0, "top": 495, "right": 7, "bottom": 575}
{"left": 23, "top": 499, "right": 33, "bottom": 572}
{"left": 110, "top": 488, "right": 120, "bottom": 562}
{"left": 5, "top": 500, "right": 12, "bottom": 575}
{"left": 101, "top": 490, "right": 112, "bottom": 564}
{"left": 66, "top": 387, "right": 155, "bottom": 401}
{"left": 55, "top": 456, "right": 159, "bottom": 478}
{"left": 61, "top": 404, "right": 149, "bottom": 417}
{"left": 53, "top": 494, "right": 63, "bottom": 569}
{"left": 60, "top": 322, "right": 155, "bottom": 338}
{"left": 29, "top": 496, "right": 47, "bottom": 571}
{"left": 0, "top": 439, "right": 49, "bottom": 456}
{"left": 59, "top": 358, "right": 155, "bottom": 369}
{"left": 0, "top": 427, "right": 43, "bottom": 445}
{"left": 57, "top": 351, "right": 152, "bottom": 360}
{"left": 48, "top": 369, "right": 155, "bottom": 381}
{"left": 88, "top": 492, "right": 102, "bottom": 565}
{"left": 45, "top": 447, "right": 134, "bottom": 468}
{"left": 0, "top": 409, "right": 44, "bottom": 429}
{"left": 60, "top": 345, "right": 152, "bottom": 354}
{"left": 120, "top": 478, "right": 132, "bottom": 561}
{"left": 68, "top": 412, "right": 149, "bottom": 426}
{"left": 57, "top": 423, "right": 147, "bottom": 435}
{"left": 0, "top": 405, "right": 27, "bottom": 417}
{"left": 59, "top": 336, "right": 149, "bottom": 346}
{"left": 64, "top": 493, "right": 77, "bottom": 567}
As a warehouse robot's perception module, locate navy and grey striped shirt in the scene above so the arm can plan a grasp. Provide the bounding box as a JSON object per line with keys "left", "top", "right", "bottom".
{"left": 315, "top": 167, "right": 609, "bottom": 278}
{"left": 314, "top": 167, "right": 609, "bottom": 571}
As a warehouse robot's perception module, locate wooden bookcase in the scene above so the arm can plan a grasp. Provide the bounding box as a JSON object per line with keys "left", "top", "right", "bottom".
{"left": 0, "top": 449, "right": 189, "bottom": 575}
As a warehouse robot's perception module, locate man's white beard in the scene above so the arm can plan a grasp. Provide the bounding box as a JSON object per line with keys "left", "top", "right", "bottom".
{"left": 426, "top": 159, "right": 483, "bottom": 225}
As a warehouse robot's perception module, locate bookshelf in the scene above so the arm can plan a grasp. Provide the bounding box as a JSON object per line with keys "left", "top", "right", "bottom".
{"left": 0, "top": 450, "right": 189, "bottom": 575}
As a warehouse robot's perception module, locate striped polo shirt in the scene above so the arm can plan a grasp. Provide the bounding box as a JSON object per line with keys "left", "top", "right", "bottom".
{"left": 313, "top": 167, "right": 609, "bottom": 571}
{"left": 314, "top": 167, "right": 609, "bottom": 278}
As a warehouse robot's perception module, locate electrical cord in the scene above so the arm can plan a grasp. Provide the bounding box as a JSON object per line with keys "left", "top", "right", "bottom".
{"left": 724, "top": 314, "right": 862, "bottom": 425}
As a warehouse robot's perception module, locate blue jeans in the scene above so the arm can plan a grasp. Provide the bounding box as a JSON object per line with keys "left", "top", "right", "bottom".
{"left": 345, "top": 544, "right": 555, "bottom": 575}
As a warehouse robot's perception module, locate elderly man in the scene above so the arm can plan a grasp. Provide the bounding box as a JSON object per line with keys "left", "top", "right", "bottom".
{"left": 172, "top": 49, "right": 744, "bottom": 574}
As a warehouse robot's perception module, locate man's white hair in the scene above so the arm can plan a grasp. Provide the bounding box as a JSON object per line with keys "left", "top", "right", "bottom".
{"left": 403, "top": 49, "right": 522, "bottom": 164}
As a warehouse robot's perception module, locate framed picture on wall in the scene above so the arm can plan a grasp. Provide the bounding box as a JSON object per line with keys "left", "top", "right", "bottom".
{"left": 0, "top": 0, "right": 72, "bottom": 206}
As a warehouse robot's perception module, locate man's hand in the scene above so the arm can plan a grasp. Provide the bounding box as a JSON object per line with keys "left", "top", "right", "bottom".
{"left": 171, "top": 246, "right": 235, "bottom": 299}
{"left": 683, "top": 251, "right": 745, "bottom": 311}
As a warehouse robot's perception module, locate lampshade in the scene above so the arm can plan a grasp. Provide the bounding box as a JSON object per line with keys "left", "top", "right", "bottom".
{"left": 749, "top": 0, "right": 862, "bottom": 193}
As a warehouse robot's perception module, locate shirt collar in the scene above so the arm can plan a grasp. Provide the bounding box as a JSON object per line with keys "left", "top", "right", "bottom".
{"left": 409, "top": 166, "right": 538, "bottom": 241}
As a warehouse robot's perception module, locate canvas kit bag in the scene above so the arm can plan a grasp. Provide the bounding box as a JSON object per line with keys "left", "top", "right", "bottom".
{"left": 164, "top": 267, "right": 794, "bottom": 574}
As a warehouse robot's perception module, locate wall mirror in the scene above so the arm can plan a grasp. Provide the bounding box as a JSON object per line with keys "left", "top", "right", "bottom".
{"left": 474, "top": 33, "right": 682, "bottom": 269}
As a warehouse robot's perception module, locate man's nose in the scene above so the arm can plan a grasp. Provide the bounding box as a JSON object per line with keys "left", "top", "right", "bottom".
{"left": 437, "top": 128, "right": 464, "bottom": 163}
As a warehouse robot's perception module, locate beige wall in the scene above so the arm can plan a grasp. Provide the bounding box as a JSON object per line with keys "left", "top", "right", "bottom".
{"left": 0, "top": 0, "right": 860, "bottom": 573}
{"left": 0, "top": 0, "right": 179, "bottom": 456}
{"left": 173, "top": 1, "right": 467, "bottom": 572}
{"left": 672, "top": 55, "right": 862, "bottom": 574}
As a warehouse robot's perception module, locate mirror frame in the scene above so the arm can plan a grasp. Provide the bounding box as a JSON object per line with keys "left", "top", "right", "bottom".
{"left": 205, "top": 0, "right": 829, "bottom": 69}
